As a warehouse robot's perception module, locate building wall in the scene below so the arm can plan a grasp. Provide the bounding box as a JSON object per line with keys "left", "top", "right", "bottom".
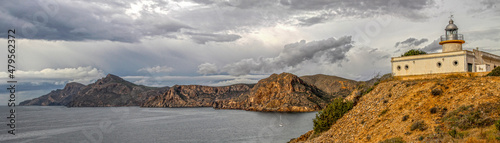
{"left": 392, "top": 51, "right": 467, "bottom": 76}
{"left": 442, "top": 43, "right": 463, "bottom": 52}
{"left": 469, "top": 49, "right": 500, "bottom": 72}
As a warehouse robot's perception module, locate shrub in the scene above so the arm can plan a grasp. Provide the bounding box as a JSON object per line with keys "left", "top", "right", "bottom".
{"left": 430, "top": 107, "right": 438, "bottom": 114}
{"left": 431, "top": 88, "right": 442, "bottom": 96}
{"left": 379, "top": 137, "right": 405, "bottom": 143}
{"left": 448, "top": 129, "right": 465, "bottom": 139}
{"left": 496, "top": 120, "right": 500, "bottom": 131}
{"left": 402, "top": 115, "right": 409, "bottom": 121}
{"left": 410, "top": 121, "right": 427, "bottom": 131}
{"left": 443, "top": 106, "right": 495, "bottom": 130}
{"left": 379, "top": 109, "right": 389, "bottom": 117}
{"left": 401, "top": 49, "right": 427, "bottom": 57}
{"left": 313, "top": 98, "right": 354, "bottom": 133}
{"left": 418, "top": 136, "right": 424, "bottom": 141}
{"left": 486, "top": 66, "right": 500, "bottom": 76}
{"left": 448, "top": 129, "right": 457, "bottom": 138}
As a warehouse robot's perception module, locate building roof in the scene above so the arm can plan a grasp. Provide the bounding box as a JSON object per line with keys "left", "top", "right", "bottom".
{"left": 445, "top": 19, "right": 458, "bottom": 31}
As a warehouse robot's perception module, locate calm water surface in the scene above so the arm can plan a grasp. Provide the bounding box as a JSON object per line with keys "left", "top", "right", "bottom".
{"left": 0, "top": 106, "right": 316, "bottom": 143}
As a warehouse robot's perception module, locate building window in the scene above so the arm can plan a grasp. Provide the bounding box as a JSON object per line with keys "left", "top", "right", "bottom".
{"left": 405, "top": 65, "right": 409, "bottom": 70}
{"left": 453, "top": 60, "right": 458, "bottom": 66}
{"left": 397, "top": 65, "right": 401, "bottom": 71}
{"left": 437, "top": 62, "right": 442, "bottom": 68}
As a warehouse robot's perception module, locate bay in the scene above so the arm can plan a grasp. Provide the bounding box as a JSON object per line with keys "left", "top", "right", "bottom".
{"left": 0, "top": 106, "right": 315, "bottom": 143}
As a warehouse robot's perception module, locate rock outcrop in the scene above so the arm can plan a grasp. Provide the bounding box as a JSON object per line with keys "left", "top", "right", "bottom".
{"left": 213, "top": 73, "right": 337, "bottom": 112}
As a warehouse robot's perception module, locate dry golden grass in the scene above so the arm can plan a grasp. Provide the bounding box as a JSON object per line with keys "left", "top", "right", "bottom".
{"left": 301, "top": 76, "right": 500, "bottom": 143}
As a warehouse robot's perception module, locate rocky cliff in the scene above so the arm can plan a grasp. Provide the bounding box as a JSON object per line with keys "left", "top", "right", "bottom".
{"left": 20, "top": 82, "right": 85, "bottom": 106}
{"left": 141, "top": 84, "right": 253, "bottom": 107}
{"left": 213, "top": 73, "right": 342, "bottom": 112}
{"left": 292, "top": 76, "right": 500, "bottom": 142}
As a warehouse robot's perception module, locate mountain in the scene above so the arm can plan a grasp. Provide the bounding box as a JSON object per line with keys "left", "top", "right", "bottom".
{"left": 141, "top": 84, "right": 254, "bottom": 107}
{"left": 20, "top": 82, "right": 85, "bottom": 106}
{"left": 291, "top": 76, "right": 500, "bottom": 142}
{"left": 213, "top": 73, "right": 340, "bottom": 112}
{"left": 66, "top": 74, "right": 169, "bottom": 107}
{"left": 21, "top": 74, "right": 169, "bottom": 107}
{"left": 21, "top": 72, "right": 362, "bottom": 112}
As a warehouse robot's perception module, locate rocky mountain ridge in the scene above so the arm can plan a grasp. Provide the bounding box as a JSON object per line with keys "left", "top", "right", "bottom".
{"left": 21, "top": 72, "right": 362, "bottom": 112}
{"left": 21, "top": 74, "right": 170, "bottom": 107}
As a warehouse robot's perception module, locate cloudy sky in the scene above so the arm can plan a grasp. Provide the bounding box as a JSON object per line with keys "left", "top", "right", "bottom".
{"left": 0, "top": 0, "right": 499, "bottom": 103}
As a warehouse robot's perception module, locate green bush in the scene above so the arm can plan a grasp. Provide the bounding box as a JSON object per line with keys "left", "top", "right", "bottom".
{"left": 401, "top": 49, "right": 427, "bottom": 57}
{"left": 379, "top": 109, "right": 389, "bottom": 117}
{"left": 402, "top": 115, "right": 409, "bottom": 121}
{"left": 431, "top": 88, "right": 442, "bottom": 96}
{"left": 313, "top": 98, "right": 354, "bottom": 133}
{"left": 448, "top": 129, "right": 465, "bottom": 139}
{"left": 430, "top": 107, "right": 438, "bottom": 114}
{"left": 443, "top": 105, "right": 495, "bottom": 130}
{"left": 495, "top": 120, "right": 500, "bottom": 131}
{"left": 448, "top": 129, "right": 457, "bottom": 138}
{"left": 487, "top": 66, "right": 500, "bottom": 76}
{"left": 410, "top": 121, "right": 427, "bottom": 131}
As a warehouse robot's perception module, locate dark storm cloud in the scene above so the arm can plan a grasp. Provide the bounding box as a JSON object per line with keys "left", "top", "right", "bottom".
{"left": 185, "top": 32, "right": 242, "bottom": 44}
{"left": 394, "top": 38, "right": 428, "bottom": 48}
{"left": 281, "top": 0, "right": 433, "bottom": 25}
{"left": 421, "top": 39, "right": 441, "bottom": 53}
{"left": 1, "top": 0, "right": 434, "bottom": 42}
{"left": 298, "top": 14, "right": 329, "bottom": 26}
{"left": 0, "top": 0, "right": 190, "bottom": 42}
{"left": 221, "top": 36, "right": 353, "bottom": 76}
{"left": 185, "top": 0, "right": 434, "bottom": 29}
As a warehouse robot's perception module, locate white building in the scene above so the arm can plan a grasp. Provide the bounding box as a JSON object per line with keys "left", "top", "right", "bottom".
{"left": 391, "top": 18, "right": 500, "bottom": 76}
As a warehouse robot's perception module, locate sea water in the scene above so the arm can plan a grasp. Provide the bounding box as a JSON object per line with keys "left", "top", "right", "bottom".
{"left": 0, "top": 106, "right": 316, "bottom": 143}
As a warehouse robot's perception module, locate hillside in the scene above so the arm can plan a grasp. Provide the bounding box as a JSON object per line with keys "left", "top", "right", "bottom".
{"left": 292, "top": 76, "right": 500, "bottom": 142}
{"left": 300, "top": 74, "right": 358, "bottom": 97}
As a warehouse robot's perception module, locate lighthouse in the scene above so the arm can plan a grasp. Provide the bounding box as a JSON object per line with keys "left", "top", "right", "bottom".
{"left": 439, "top": 18, "right": 465, "bottom": 52}
{"left": 391, "top": 16, "right": 500, "bottom": 77}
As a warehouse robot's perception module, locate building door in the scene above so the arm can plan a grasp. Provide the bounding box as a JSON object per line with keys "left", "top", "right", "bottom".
{"left": 467, "top": 63, "right": 473, "bottom": 72}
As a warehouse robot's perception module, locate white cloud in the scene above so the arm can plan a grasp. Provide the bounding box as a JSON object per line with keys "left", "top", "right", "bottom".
{"left": 0, "top": 66, "right": 105, "bottom": 85}
{"left": 138, "top": 66, "right": 174, "bottom": 73}
{"left": 197, "top": 63, "right": 218, "bottom": 75}
{"left": 207, "top": 78, "right": 260, "bottom": 86}
{"left": 123, "top": 74, "right": 268, "bottom": 87}
{"left": 221, "top": 36, "right": 353, "bottom": 76}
